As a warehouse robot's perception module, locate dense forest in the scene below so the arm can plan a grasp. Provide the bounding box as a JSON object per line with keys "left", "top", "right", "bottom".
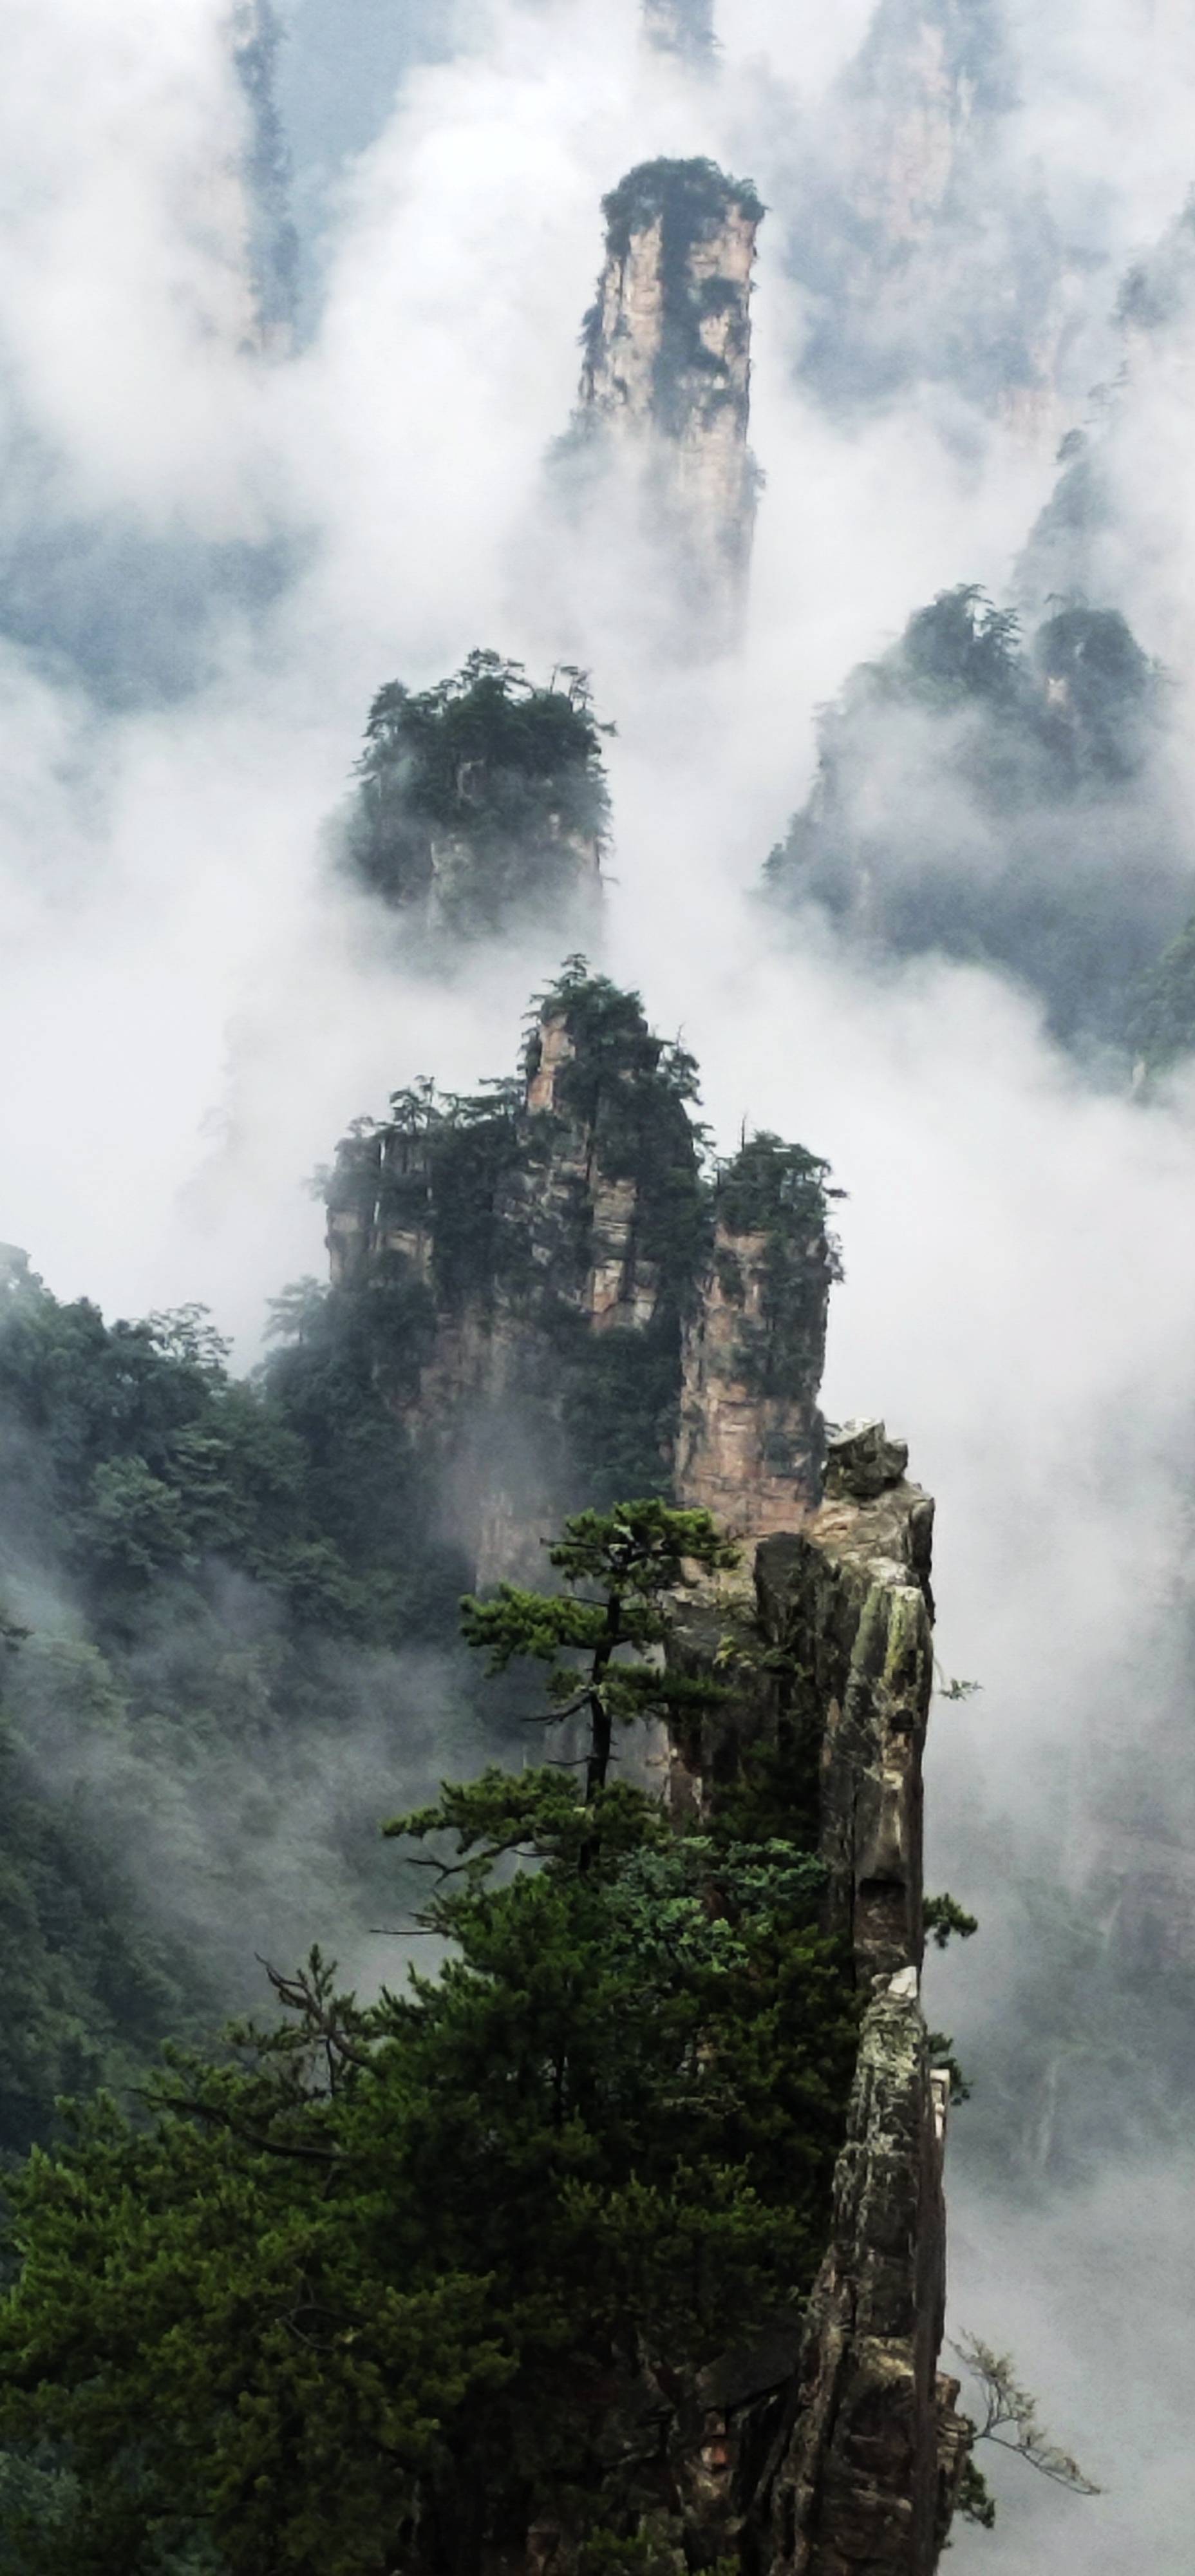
{"left": 0, "top": 1499, "right": 862, "bottom": 2571}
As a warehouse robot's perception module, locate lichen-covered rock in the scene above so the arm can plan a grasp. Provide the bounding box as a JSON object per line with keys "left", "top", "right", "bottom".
{"left": 824, "top": 1420, "right": 910, "bottom": 1503}
{"left": 754, "top": 1446, "right": 934, "bottom": 1980}
{"left": 661, "top": 1448, "right": 966, "bottom": 2573}
{"left": 768, "top": 1982, "right": 968, "bottom": 2576}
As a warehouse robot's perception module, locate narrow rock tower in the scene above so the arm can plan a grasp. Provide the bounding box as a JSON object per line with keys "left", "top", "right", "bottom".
{"left": 231, "top": 0, "right": 299, "bottom": 355}
{"left": 573, "top": 158, "right": 763, "bottom": 623}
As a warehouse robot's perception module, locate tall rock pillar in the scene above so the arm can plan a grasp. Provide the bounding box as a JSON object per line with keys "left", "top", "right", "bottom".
{"left": 572, "top": 158, "right": 763, "bottom": 627}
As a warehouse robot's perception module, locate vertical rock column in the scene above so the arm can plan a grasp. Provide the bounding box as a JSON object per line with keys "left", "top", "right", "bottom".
{"left": 574, "top": 158, "right": 763, "bottom": 620}
{"left": 675, "top": 1144, "right": 835, "bottom": 1539}
{"left": 664, "top": 1425, "right": 970, "bottom": 2570}
{"left": 758, "top": 1426, "right": 968, "bottom": 2573}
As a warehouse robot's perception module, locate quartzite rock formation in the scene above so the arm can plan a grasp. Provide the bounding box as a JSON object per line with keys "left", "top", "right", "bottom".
{"left": 323, "top": 981, "right": 968, "bottom": 2564}
{"left": 663, "top": 1428, "right": 966, "bottom": 2571}
{"left": 325, "top": 975, "right": 834, "bottom": 1579}
{"left": 571, "top": 158, "right": 763, "bottom": 623}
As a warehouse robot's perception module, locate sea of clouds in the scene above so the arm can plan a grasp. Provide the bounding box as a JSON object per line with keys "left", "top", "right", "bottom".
{"left": 3, "top": 3, "right": 1195, "bottom": 2561}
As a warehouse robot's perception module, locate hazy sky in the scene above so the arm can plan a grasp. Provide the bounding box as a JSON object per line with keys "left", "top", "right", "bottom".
{"left": 3, "top": 5, "right": 1195, "bottom": 2562}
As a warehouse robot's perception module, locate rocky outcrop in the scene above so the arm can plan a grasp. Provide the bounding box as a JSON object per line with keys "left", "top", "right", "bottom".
{"left": 675, "top": 1155, "right": 836, "bottom": 1538}
{"left": 325, "top": 978, "right": 710, "bottom": 1577}
{"left": 572, "top": 159, "right": 763, "bottom": 620}
{"left": 845, "top": 0, "right": 1014, "bottom": 251}
{"left": 659, "top": 1425, "right": 966, "bottom": 2571}
{"left": 769, "top": 1982, "right": 957, "bottom": 2576}
{"left": 790, "top": 0, "right": 1073, "bottom": 437}
{"left": 324, "top": 983, "right": 966, "bottom": 2565}
{"left": 325, "top": 980, "right": 836, "bottom": 1584}
{"left": 755, "top": 1432, "right": 936, "bottom": 1978}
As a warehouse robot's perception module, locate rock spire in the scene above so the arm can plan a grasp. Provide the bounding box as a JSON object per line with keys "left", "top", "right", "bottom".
{"left": 570, "top": 158, "right": 763, "bottom": 628}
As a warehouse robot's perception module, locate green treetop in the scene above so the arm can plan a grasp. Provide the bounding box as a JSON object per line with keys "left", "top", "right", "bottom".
{"left": 0, "top": 1500, "right": 858, "bottom": 2574}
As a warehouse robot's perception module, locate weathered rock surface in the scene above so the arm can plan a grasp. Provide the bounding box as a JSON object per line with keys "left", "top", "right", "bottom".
{"left": 768, "top": 1982, "right": 956, "bottom": 2576}
{"left": 663, "top": 1441, "right": 967, "bottom": 2571}
{"left": 755, "top": 1455, "right": 935, "bottom": 1980}
{"left": 676, "top": 1220, "right": 830, "bottom": 1538}
{"left": 323, "top": 990, "right": 967, "bottom": 2568}
{"left": 572, "top": 158, "right": 762, "bottom": 620}
{"left": 325, "top": 988, "right": 835, "bottom": 1587}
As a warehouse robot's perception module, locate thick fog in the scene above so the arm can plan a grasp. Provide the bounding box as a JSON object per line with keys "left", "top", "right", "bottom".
{"left": 2, "top": 2, "right": 1195, "bottom": 2563}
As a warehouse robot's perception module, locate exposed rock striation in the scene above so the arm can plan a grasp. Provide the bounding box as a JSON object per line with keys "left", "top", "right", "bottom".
{"left": 677, "top": 1138, "right": 839, "bottom": 1538}
{"left": 570, "top": 159, "right": 763, "bottom": 622}
{"left": 325, "top": 975, "right": 835, "bottom": 1582}
{"left": 325, "top": 974, "right": 708, "bottom": 1577}
{"left": 663, "top": 1425, "right": 967, "bottom": 2572}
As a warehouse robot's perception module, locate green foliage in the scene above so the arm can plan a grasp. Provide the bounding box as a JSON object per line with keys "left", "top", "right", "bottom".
{"left": 0, "top": 1690, "right": 200, "bottom": 2163}
{"left": 0, "top": 1504, "right": 858, "bottom": 2573}
{"left": 928, "top": 2032, "right": 972, "bottom": 2107}
{"left": 598, "top": 158, "right": 763, "bottom": 267}
{"left": 936, "top": 1668, "right": 982, "bottom": 1703}
{"left": 0, "top": 1253, "right": 478, "bottom": 2157}
{"left": 954, "top": 2456, "right": 997, "bottom": 2531}
{"left": 713, "top": 1134, "right": 843, "bottom": 1403}
{"left": 344, "top": 651, "right": 611, "bottom": 931}
{"left": 925, "top": 1893, "right": 980, "bottom": 1950}
{"left": 458, "top": 1499, "right": 739, "bottom": 1800}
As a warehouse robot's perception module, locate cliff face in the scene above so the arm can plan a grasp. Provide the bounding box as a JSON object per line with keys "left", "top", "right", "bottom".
{"left": 326, "top": 977, "right": 708, "bottom": 1577}
{"left": 325, "top": 977, "right": 834, "bottom": 1581}
{"left": 676, "top": 1142, "right": 838, "bottom": 1538}
{"left": 662, "top": 1427, "right": 966, "bottom": 2574}
{"left": 847, "top": 0, "right": 1013, "bottom": 249}
{"left": 573, "top": 159, "right": 763, "bottom": 620}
